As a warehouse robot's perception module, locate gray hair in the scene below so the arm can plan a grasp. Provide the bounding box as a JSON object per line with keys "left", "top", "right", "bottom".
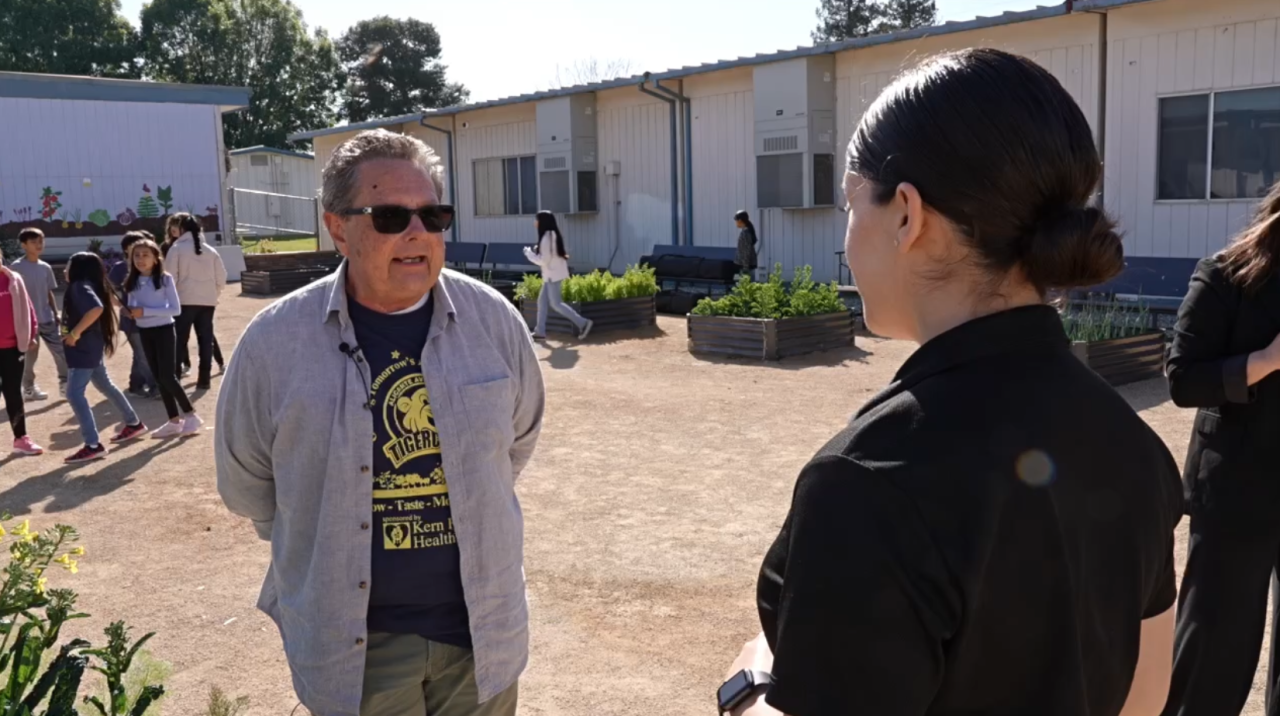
{"left": 320, "top": 129, "right": 446, "bottom": 213}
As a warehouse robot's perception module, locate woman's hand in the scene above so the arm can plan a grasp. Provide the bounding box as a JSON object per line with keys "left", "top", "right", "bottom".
{"left": 723, "top": 634, "right": 783, "bottom": 716}
{"left": 63, "top": 331, "right": 78, "bottom": 347}
{"left": 129, "top": 307, "right": 145, "bottom": 319}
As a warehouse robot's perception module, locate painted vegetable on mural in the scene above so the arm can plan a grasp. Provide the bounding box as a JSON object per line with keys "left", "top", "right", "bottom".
{"left": 117, "top": 208, "right": 137, "bottom": 226}
{"left": 137, "top": 184, "right": 159, "bottom": 218}
{"left": 40, "top": 187, "right": 62, "bottom": 221}
{"left": 88, "top": 210, "right": 111, "bottom": 228}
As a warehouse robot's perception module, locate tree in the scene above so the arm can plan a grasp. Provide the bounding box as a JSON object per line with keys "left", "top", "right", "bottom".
{"left": 338, "top": 17, "right": 469, "bottom": 123}
{"left": 0, "top": 0, "right": 140, "bottom": 78}
{"left": 811, "top": 0, "right": 936, "bottom": 42}
{"left": 551, "top": 58, "right": 635, "bottom": 89}
{"left": 140, "top": 0, "right": 344, "bottom": 149}
{"left": 812, "top": 0, "right": 883, "bottom": 43}
{"left": 876, "top": 0, "right": 938, "bottom": 33}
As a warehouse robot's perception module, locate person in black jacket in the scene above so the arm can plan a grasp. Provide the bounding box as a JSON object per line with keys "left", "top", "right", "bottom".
{"left": 1162, "top": 180, "right": 1280, "bottom": 716}
{"left": 716, "top": 48, "right": 1183, "bottom": 716}
{"left": 734, "top": 210, "right": 757, "bottom": 277}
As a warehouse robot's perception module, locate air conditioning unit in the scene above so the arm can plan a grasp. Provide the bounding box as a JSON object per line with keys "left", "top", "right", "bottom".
{"left": 536, "top": 94, "right": 599, "bottom": 214}
{"left": 754, "top": 55, "right": 837, "bottom": 210}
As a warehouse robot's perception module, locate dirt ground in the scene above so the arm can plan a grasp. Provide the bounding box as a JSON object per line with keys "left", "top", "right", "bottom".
{"left": 0, "top": 292, "right": 1268, "bottom": 715}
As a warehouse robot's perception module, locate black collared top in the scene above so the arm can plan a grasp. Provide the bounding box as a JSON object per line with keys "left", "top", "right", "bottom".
{"left": 757, "top": 305, "right": 1183, "bottom": 716}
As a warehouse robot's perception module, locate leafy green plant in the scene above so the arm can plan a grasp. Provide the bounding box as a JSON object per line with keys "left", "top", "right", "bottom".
{"left": 83, "top": 623, "right": 163, "bottom": 716}
{"left": 1061, "top": 298, "right": 1154, "bottom": 342}
{"left": 516, "top": 265, "right": 658, "bottom": 304}
{"left": 0, "top": 237, "right": 21, "bottom": 262}
{"left": 691, "top": 264, "right": 845, "bottom": 319}
{"left": 87, "top": 239, "right": 104, "bottom": 257}
{"left": 203, "top": 688, "right": 248, "bottom": 716}
{"left": 155, "top": 188, "right": 173, "bottom": 216}
{"left": 86, "top": 211, "right": 111, "bottom": 229}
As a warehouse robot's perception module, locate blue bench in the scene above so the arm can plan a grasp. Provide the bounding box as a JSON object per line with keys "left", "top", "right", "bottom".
{"left": 644, "top": 244, "right": 740, "bottom": 296}
{"left": 1072, "top": 256, "right": 1198, "bottom": 305}
{"left": 484, "top": 242, "right": 540, "bottom": 279}
{"left": 650, "top": 244, "right": 738, "bottom": 262}
{"left": 446, "top": 242, "right": 487, "bottom": 274}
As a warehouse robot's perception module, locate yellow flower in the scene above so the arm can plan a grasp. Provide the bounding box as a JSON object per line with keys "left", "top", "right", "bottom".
{"left": 66, "top": 561, "right": 78, "bottom": 575}
{"left": 53, "top": 554, "right": 69, "bottom": 565}
{"left": 71, "top": 546, "right": 85, "bottom": 556}
{"left": 14, "top": 520, "right": 29, "bottom": 537}
{"left": 0, "top": 524, "right": 7, "bottom": 537}
{"left": 22, "top": 532, "right": 35, "bottom": 543}
{"left": 35, "top": 577, "right": 47, "bottom": 594}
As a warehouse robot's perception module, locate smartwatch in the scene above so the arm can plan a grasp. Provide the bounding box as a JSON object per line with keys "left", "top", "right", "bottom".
{"left": 717, "top": 668, "right": 773, "bottom": 714}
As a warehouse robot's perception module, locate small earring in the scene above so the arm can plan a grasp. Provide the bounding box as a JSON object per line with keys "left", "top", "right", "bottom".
{"left": 893, "top": 238, "right": 900, "bottom": 247}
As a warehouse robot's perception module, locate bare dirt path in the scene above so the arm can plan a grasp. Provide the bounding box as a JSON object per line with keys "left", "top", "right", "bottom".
{"left": 2, "top": 294, "right": 1251, "bottom": 715}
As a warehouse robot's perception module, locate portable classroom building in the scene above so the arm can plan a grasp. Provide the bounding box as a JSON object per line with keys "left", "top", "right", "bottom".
{"left": 227, "top": 146, "right": 317, "bottom": 239}
{"left": 0, "top": 72, "right": 250, "bottom": 260}
{"left": 290, "top": 0, "right": 1280, "bottom": 299}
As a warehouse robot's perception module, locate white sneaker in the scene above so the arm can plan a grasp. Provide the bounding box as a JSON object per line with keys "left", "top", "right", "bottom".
{"left": 579, "top": 319, "right": 595, "bottom": 340}
{"left": 180, "top": 414, "right": 205, "bottom": 436}
{"left": 23, "top": 386, "right": 48, "bottom": 401}
{"left": 150, "top": 421, "right": 184, "bottom": 439}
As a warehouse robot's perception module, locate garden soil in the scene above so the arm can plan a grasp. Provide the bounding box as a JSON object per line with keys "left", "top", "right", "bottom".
{"left": 1, "top": 293, "right": 1264, "bottom": 715}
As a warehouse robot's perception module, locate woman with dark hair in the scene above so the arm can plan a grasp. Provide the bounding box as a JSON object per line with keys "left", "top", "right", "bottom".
{"left": 717, "top": 49, "right": 1182, "bottom": 716}
{"left": 1161, "top": 180, "right": 1280, "bottom": 716}
{"left": 734, "top": 210, "right": 757, "bottom": 276}
{"left": 61, "top": 252, "right": 146, "bottom": 463}
{"left": 523, "top": 210, "right": 593, "bottom": 340}
{"left": 165, "top": 212, "right": 226, "bottom": 389}
{"left": 125, "top": 238, "right": 202, "bottom": 439}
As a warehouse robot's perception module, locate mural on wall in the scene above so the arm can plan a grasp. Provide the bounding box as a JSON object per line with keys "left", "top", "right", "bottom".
{"left": 0, "top": 184, "right": 220, "bottom": 241}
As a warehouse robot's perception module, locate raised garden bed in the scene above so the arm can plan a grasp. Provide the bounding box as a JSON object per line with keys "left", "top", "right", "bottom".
{"left": 1070, "top": 332, "right": 1166, "bottom": 387}
{"left": 240, "top": 267, "right": 335, "bottom": 296}
{"left": 242, "top": 250, "right": 342, "bottom": 272}
{"left": 489, "top": 279, "right": 518, "bottom": 306}
{"left": 521, "top": 295, "right": 656, "bottom": 336}
{"left": 688, "top": 311, "right": 855, "bottom": 361}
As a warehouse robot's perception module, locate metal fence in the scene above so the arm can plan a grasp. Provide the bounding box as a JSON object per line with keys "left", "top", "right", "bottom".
{"left": 227, "top": 187, "right": 318, "bottom": 243}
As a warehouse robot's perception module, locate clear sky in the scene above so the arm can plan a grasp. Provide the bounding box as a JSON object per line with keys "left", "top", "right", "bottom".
{"left": 117, "top": 0, "right": 1048, "bottom": 102}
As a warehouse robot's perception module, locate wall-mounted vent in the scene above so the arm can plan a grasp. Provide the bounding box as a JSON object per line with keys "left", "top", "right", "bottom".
{"left": 762, "top": 135, "right": 799, "bottom": 153}
{"left": 543, "top": 156, "right": 567, "bottom": 170}
{"left": 536, "top": 93, "right": 599, "bottom": 213}
{"left": 250, "top": 154, "right": 269, "bottom": 167}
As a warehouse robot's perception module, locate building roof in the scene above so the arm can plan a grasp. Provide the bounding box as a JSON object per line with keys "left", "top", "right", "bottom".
{"left": 0, "top": 71, "right": 251, "bottom": 112}
{"left": 1074, "top": 0, "right": 1162, "bottom": 9}
{"left": 229, "top": 145, "right": 314, "bottom": 160}
{"left": 290, "top": 1, "right": 1083, "bottom": 142}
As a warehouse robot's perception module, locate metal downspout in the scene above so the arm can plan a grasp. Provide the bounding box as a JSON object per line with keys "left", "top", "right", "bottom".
{"left": 419, "top": 116, "right": 460, "bottom": 243}
{"left": 653, "top": 79, "right": 694, "bottom": 246}
{"left": 639, "top": 74, "right": 680, "bottom": 246}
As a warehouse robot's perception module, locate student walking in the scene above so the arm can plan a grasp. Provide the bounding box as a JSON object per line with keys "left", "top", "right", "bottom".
{"left": 108, "top": 232, "right": 158, "bottom": 399}
{"left": 524, "top": 211, "right": 593, "bottom": 340}
{"left": 0, "top": 265, "right": 45, "bottom": 456}
{"left": 9, "top": 228, "right": 67, "bottom": 400}
{"left": 733, "top": 210, "right": 758, "bottom": 277}
{"left": 123, "top": 237, "right": 202, "bottom": 439}
{"left": 1162, "top": 180, "right": 1280, "bottom": 716}
{"left": 61, "top": 252, "right": 147, "bottom": 464}
{"left": 164, "top": 213, "right": 226, "bottom": 389}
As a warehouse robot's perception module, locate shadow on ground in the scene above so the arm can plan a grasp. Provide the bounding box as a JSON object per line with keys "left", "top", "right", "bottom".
{"left": 1117, "top": 375, "right": 1174, "bottom": 414}
{"left": 0, "top": 439, "right": 183, "bottom": 515}
{"left": 690, "top": 342, "right": 873, "bottom": 370}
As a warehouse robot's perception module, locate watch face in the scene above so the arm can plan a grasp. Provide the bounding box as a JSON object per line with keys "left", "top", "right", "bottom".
{"left": 718, "top": 670, "right": 755, "bottom": 711}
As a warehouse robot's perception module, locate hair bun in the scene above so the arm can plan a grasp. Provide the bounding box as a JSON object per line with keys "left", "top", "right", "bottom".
{"left": 1022, "top": 206, "right": 1124, "bottom": 291}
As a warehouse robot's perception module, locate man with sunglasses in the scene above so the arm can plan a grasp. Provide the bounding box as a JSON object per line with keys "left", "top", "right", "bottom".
{"left": 216, "top": 129, "right": 545, "bottom": 716}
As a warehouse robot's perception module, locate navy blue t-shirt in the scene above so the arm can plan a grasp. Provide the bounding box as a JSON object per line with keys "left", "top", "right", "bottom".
{"left": 349, "top": 293, "right": 471, "bottom": 647}
{"left": 61, "top": 282, "right": 107, "bottom": 369}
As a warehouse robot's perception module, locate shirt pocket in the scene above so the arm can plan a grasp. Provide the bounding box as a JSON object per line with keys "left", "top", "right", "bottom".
{"left": 456, "top": 377, "right": 517, "bottom": 461}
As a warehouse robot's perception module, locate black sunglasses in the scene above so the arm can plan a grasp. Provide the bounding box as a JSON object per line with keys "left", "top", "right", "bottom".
{"left": 339, "top": 204, "right": 455, "bottom": 234}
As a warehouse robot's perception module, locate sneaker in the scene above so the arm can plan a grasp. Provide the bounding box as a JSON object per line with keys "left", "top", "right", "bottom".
{"left": 22, "top": 386, "right": 48, "bottom": 401}
{"left": 12, "top": 436, "right": 44, "bottom": 456}
{"left": 579, "top": 319, "right": 595, "bottom": 340}
{"left": 180, "top": 413, "right": 205, "bottom": 436}
{"left": 531, "top": 333, "right": 547, "bottom": 341}
{"left": 58, "top": 382, "right": 66, "bottom": 398}
{"left": 65, "top": 444, "right": 107, "bottom": 464}
{"left": 150, "top": 421, "right": 184, "bottom": 439}
{"left": 180, "top": 366, "right": 192, "bottom": 378}
{"left": 126, "top": 386, "right": 149, "bottom": 399}
{"left": 111, "top": 423, "right": 148, "bottom": 443}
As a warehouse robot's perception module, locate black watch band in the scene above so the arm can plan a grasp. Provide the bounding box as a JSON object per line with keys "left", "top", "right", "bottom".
{"left": 717, "top": 668, "right": 773, "bottom": 714}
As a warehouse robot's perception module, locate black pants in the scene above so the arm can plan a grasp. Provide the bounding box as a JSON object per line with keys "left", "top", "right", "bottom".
{"left": 139, "top": 325, "right": 194, "bottom": 421}
{"left": 175, "top": 305, "right": 217, "bottom": 383}
{"left": 1163, "top": 516, "right": 1280, "bottom": 716}
{"left": 0, "top": 348, "right": 26, "bottom": 439}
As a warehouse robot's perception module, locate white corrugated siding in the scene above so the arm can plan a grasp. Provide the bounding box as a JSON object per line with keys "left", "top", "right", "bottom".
{"left": 1106, "top": 0, "right": 1280, "bottom": 259}
{"left": 0, "top": 98, "right": 224, "bottom": 256}
{"left": 227, "top": 152, "right": 316, "bottom": 237}
{"left": 454, "top": 105, "right": 536, "bottom": 253}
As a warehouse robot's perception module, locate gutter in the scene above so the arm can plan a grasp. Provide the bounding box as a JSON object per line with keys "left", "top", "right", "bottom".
{"left": 419, "top": 117, "right": 460, "bottom": 243}
{"left": 653, "top": 79, "right": 694, "bottom": 246}
{"left": 639, "top": 74, "right": 681, "bottom": 246}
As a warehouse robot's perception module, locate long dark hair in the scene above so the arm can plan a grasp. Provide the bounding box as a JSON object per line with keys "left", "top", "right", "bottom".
{"left": 847, "top": 48, "right": 1122, "bottom": 296}
{"left": 534, "top": 210, "right": 568, "bottom": 259}
{"left": 1221, "top": 181, "right": 1280, "bottom": 294}
{"left": 124, "top": 238, "right": 167, "bottom": 292}
{"left": 165, "top": 213, "right": 204, "bottom": 256}
{"left": 734, "top": 210, "right": 756, "bottom": 239}
{"left": 64, "top": 252, "right": 118, "bottom": 357}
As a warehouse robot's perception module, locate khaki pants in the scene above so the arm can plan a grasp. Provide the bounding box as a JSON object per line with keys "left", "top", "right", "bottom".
{"left": 360, "top": 634, "right": 518, "bottom": 716}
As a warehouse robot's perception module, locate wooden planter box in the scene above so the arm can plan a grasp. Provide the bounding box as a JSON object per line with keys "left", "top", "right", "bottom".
{"left": 241, "top": 267, "right": 335, "bottom": 296}
{"left": 687, "top": 311, "right": 855, "bottom": 361}
{"left": 520, "top": 295, "right": 656, "bottom": 335}
{"left": 489, "top": 280, "right": 518, "bottom": 306}
{"left": 1070, "top": 331, "right": 1166, "bottom": 387}
{"left": 243, "top": 251, "right": 342, "bottom": 272}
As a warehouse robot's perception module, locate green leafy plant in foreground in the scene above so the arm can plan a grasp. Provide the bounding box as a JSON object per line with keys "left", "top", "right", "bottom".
{"left": 203, "top": 687, "right": 249, "bottom": 716}
{"left": 515, "top": 265, "right": 659, "bottom": 304}
{"left": 690, "top": 264, "right": 845, "bottom": 319}
{"left": 0, "top": 517, "right": 165, "bottom": 716}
